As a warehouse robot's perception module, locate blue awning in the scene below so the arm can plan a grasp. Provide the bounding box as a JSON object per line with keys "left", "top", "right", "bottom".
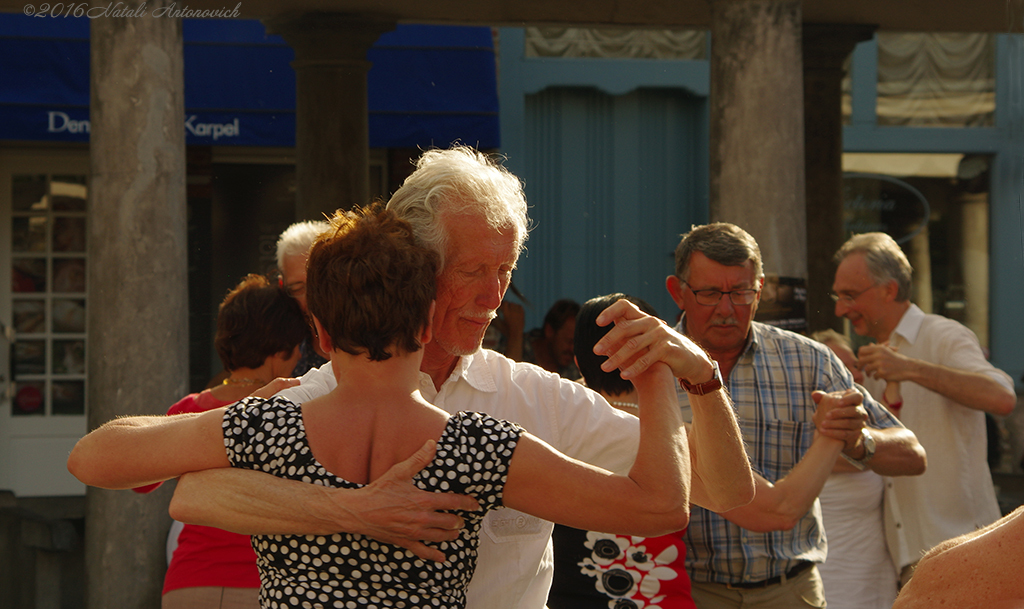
{"left": 0, "top": 16, "right": 500, "bottom": 148}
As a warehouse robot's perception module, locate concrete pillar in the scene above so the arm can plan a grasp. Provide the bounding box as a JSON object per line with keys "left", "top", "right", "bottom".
{"left": 87, "top": 4, "right": 186, "bottom": 607}
{"left": 265, "top": 13, "right": 395, "bottom": 221}
{"left": 909, "top": 227, "right": 933, "bottom": 314}
{"left": 803, "top": 24, "right": 875, "bottom": 332}
{"left": 709, "top": 0, "right": 806, "bottom": 287}
{"left": 960, "top": 191, "right": 989, "bottom": 347}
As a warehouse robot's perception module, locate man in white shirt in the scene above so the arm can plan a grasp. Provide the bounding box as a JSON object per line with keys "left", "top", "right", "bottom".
{"left": 169, "top": 146, "right": 758, "bottom": 609}
{"left": 832, "top": 232, "right": 1016, "bottom": 585}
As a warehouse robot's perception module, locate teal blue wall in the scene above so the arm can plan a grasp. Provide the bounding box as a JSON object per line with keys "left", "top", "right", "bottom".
{"left": 498, "top": 28, "right": 709, "bottom": 326}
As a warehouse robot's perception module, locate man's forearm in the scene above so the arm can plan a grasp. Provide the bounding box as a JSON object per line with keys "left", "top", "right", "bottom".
{"left": 171, "top": 468, "right": 345, "bottom": 535}
{"left": 859, "top": 427, "right": 926, "bottom": 477}
{"left": 905, "top": 359, "right": 1015, "bottom": 416}
{"left": 720, "top": 434, "right": 842, "bottom": 532}
{"left": 170, "top": 443, "right": 482, "bottom": 563}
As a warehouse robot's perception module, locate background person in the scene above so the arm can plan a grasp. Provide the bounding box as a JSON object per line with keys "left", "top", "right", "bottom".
{"left": 275, "top": 220, "right": 330, "bottom": 375}
{"left": 69, "top": 205, "right": 695, "bottom": 609}
{"left": 891, "top": 505, "right": 1024, "bottom": 609}
{"left": 135, "top": 273, "right": 308, "bottom": 609}
{"left": 548, "top": 293, "right": 697, "bottom": 609}
{"left": 832, "top": 232, "right": 1014, "bottom": 586}
{"left": 521, "top": 298, "right": 581, "bottom": 379}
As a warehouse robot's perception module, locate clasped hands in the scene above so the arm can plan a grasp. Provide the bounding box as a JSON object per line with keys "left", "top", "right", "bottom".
{"left": 593, "top": 299, "right": 715, "bottom": 385}
{"left": 813, "top": 388, "right": 869, "bottom": 456}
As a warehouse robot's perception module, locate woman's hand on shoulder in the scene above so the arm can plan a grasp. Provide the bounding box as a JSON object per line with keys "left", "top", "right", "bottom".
{"left": 251, "top": 377, "right": 300, "bottom": 399}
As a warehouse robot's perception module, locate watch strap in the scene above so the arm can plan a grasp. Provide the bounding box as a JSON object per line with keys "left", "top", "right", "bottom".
{"left": 840, "top": 428, "right": 875, "bottom": 470}
{"left": 679, "top": 360, "right": 723, "bottom": 396}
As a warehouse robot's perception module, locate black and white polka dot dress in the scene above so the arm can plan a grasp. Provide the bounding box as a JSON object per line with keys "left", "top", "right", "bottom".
{"left": 222, "top": 396, "right": 523, "bottom": 609}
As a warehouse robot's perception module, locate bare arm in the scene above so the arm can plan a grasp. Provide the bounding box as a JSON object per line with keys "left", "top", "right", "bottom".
{"left": 503, "top": 362, "right": 690, "bottom": 537}
{"left": 171, "top": 440, "right": 481, "bottom": 563}
{"left": 68, "top": 408, "right": 481, "bottom": 563}
{"left": 814, "top": 386, "right": 927, "bottom": 477}
{"left": 893, "top": 506, "right": 1024, "bottom": 609}
{"left": 592, "top": 299, "right": 755, "bottom": 512}
{"left": 718, "top": 390, "right": 848, "bottom": 532}
{"left": 67, "top": 410, "right": 230, "bottom": 489}
{"left": 859, "top": 343, "right": 1015, "bottom": 416}
{"left": 685, "top": 388, "right": 756, "bottom": 512}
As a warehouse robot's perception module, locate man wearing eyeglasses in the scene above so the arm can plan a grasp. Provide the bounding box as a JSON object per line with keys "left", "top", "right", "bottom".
{"left": 833, "top": 232, "right": 1014, "bottom": 589}
{"left": 664, "top": 223, "right": 926, "bottom": 609}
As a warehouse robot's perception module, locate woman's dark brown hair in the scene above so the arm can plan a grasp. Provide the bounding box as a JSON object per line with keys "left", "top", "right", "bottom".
{"left": 306, "top": 204, "right": 439, "bottom": 361}
{"left": 215, "top": 274, "right": 309, "bottom": 371}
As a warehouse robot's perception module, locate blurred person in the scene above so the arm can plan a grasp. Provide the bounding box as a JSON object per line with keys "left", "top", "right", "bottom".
{"left": 95, "top": 146, "right": 756, "bottom": 609}
{"left": 812, "top": 328, "right": 901, "bottom": 609}
{"left": 69, "top": 205, "right": 696, "bottom": 609}
{"left": 548, "top": 293, "right": 697, "bottom": 609}
{"left": 891, "top": 505, "right": 1024, "bottom": 609}
{"left": 275, "top": 220, "right": 330, "bottom": 375}
{"left": 638, "top": 222, "right": 926, "bottom": 608}
{"left": 134, "top": 273, "right": 308, "bottom": 609}
{"left": 482, "top": 296, "right": 525, "bottom": 358}
{"left": 522, "top": 298, "right": 581, "bottom": 379}
{"left": 833, "top": 232, "right": 1014, "bottom": 586}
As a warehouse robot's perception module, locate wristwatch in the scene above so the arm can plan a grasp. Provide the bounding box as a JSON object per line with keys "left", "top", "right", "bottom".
{"left": 679, "top": 360, "right": 723, "bottom": 395}
{"left": 840, "top": 428, "right": 876, "bottom": 471}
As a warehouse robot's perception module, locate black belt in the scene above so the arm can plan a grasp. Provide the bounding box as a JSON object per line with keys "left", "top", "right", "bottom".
{"left": 725, "top": 561, "right": 815, "bottom": 590}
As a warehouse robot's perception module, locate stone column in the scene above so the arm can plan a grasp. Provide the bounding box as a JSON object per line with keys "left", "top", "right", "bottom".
{"left": 709, "top": 0, "right": 806, "bottom": 285}
{"left": 86, "top": 4, "right": 186, "bottom": 607}
{"left": 265, "top": 13, "right": 395, "bottom": 221}
{"left": 909, "top": 227, "right": 933, "bottom": 314}
{"left": 803, "top": 24, "right": 875, "bottom": 332}
{"left": 960, "top": 191, "right": 990, "bottom": 347}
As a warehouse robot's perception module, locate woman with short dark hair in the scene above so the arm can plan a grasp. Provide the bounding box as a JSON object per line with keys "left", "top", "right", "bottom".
{"left": 136, "top": 273, "right": 307, "bottom": 609}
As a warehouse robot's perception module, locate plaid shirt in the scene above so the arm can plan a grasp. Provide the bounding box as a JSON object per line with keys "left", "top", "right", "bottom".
{"left": 675, "top": 320, "right": 900, "bottom": 585}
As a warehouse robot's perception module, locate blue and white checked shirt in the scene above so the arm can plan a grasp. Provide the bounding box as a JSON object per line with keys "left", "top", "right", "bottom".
{"left": 675, "top": 320, "right": 901, "bottom": 585}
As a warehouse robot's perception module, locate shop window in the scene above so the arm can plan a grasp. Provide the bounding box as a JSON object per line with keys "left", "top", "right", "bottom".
{"left": 9, "top": 173, "right": 88, "bottom": 416}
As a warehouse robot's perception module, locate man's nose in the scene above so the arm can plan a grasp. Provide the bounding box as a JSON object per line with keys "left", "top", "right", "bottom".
{"left": 834, "top": 298, "right": 848, "bottom": 318}
{"left": 478, "top": 274, "right": 503, "bottom": 310}
{"left": 715, "top": 293, "right": 737, "bottom": 315}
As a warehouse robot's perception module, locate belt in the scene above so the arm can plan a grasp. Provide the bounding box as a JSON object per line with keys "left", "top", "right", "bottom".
{"left": 725, "top": 561, "right": 815, "bottom": 590}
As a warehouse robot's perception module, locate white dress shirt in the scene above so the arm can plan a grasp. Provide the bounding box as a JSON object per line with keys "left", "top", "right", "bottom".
{"left": 277, "top": 348, "right": 640, "bottom": 609}
{"left": 860, "top": 304, "right": 1013, "bottom": 569}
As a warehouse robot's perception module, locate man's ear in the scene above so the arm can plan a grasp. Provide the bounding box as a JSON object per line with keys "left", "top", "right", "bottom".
{"left": 311, "top": 316, "right": 332, "bottom": 353}
{"left": 666, "top": 275, "right": 686, "bottom": 310}
{"left": 881, "top": 279, "right": 899, "bottom": 302}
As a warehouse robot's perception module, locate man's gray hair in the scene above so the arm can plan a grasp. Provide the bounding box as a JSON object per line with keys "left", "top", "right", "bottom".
{"left": 673, "top": 223, "right": 764, "bottom": 281}
{"left": 834, "top": 232, "right": 913, "bottom": 302}
{"left": 276, "top": 220, "right": 330, "bottom": 269}
{"left": 386, "top": 146, "right": 530, "bottom": 270}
